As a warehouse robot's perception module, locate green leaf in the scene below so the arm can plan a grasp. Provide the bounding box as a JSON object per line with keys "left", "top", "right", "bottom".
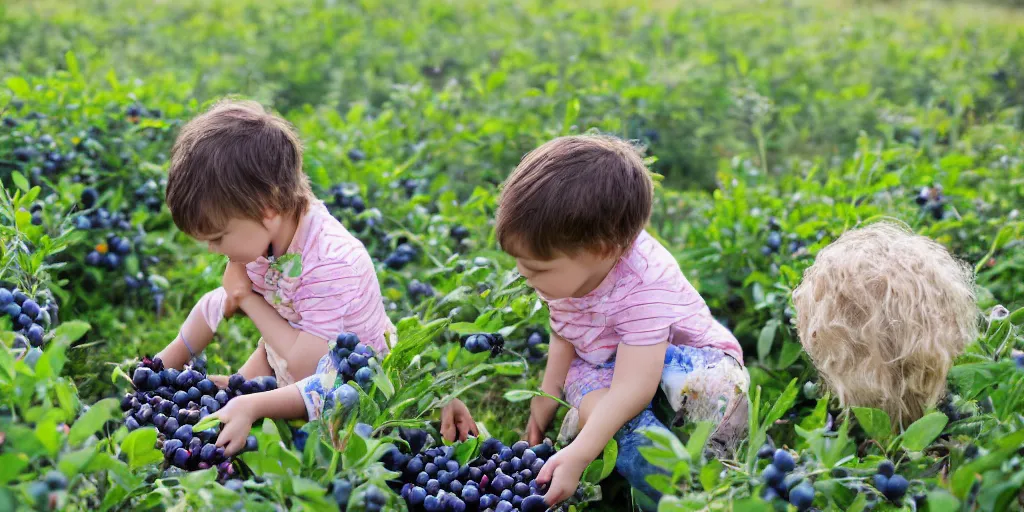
{"left": 192, "top": 415, "right": 221, "bottom": 433}
{"left": 757, "top": 319, "right": 779, "bottom": 362}
{"left": 686, "top": 422, "right": 715, "bottom": 462}
{"left": 599, "top": 439, "right": 618, "bottom": 481}
{"left": 700, "top": 459, "right": 724, "bottom": 491}
{"left": 65, "top": 50, "right": 81, "bottom": 78}
{"left": 53, "top": 321, "right": 91, "bottom": 344}
{"left": 562, "top": 98, "right": 580, "bottom": 134}
{"left": 852, "top": 407, "right": 892, "bottom": 443}
{"left": 0, "top": 453, "right": 30, "bottom": 484}
{"left": 762, "top": 379, "right": 799, "bottom": 427}
{"left": 69, "top": 397, "right": 119, "bottom": 446}
{"left": 5, "top": 76, "right": 30, "bottom": 97}
{"left": 120, "top": 427, "right": 163, "bottom": 469}
{"left": 10, "top": 171, "right": 29, "bottom": 193}
{"left": 453, "top": 436, "right": 480, "bottom": 466}
{"left": 901, "top": 412, "right": 947, "bottom": 451}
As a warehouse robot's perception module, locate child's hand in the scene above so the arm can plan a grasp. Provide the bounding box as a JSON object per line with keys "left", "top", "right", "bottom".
{"left": 222, "top": 261, "right": 253, "bottom": 303}
{"left": 526, "top": 393, "right": 560, "bottom": 445}
{"left": 212, "top": 395, "right": 257, "bottom": 456}
{"left": 440, "top": 399, "right": 479, "bottom": 442}
{"left": 536, "top": 443, "right": 589, "bottom": 506}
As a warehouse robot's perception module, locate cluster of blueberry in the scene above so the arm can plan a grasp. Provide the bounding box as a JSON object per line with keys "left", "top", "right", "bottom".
{"left": 328, "top": 332, "right": 380, "bottom": 391}
{"left": 758, "top": 445, "right": 815, "bottom": 511}
{"left": 388, "top": 436, "right": 556, "bottom": 511}
{"left": 1, "top": 287, "right": 56, "bottom": 348}
{"left": 123, "top": 356, "right": 272, "bottom": 479}
{"left": 460, "top": 333, "right": 505, "bottom": 357}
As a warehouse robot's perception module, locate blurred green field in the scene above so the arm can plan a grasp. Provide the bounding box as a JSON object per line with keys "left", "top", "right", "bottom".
{"left": 1, "top": 0, "right": 1023, "bottom": 510}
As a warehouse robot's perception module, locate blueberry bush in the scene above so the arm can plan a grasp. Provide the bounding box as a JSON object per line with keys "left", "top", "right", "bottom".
{"left": 1, "top": 0, "right": 1023, "bottom": 510}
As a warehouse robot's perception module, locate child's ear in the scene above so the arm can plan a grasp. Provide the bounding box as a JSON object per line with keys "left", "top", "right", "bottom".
{"left": 262, "top": 209, "right": 282, "bottom": 232}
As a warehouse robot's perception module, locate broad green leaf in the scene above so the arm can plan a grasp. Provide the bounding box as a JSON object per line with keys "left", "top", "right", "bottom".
{"left": 757, "top": 319, "right": 779, "bottom": 362}
{"left": 599, "top": 439, "right": 618, "bottom": 480}
{"left": 120, "top": 427, "right": 163, "bottom": 469}
{"left": 11, "top": 172, "right": 29, "bottom": 192}
{"left": 686, "top": 422, "right": 715, "bottom": 462}
{"left": 901, "top": 412, "right": 947, "bottom": 452}
{"left": 0, "top": 453, "right": 30, "bottom": 484}
{"left": 6, "top": 76, "right": 30, "bottom": 97}
{"left": 700, "top": 459, "right": 723, "bottom": 491}
{"left": 852, "top": 407, "right": 892, "bottom": 443}
{"left": 69, "top": 397, "right": 119, "bottom": 445}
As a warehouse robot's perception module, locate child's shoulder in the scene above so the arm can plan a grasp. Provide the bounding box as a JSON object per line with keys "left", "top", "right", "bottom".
{"left": 624, "top": 230, "right": 684, "bottom": 283}
{"left": 294, "top": 202, "right": 373, "bottom": 272}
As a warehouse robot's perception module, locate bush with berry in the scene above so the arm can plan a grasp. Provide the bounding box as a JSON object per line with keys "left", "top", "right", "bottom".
{"left": 2, "top": 0, "right": 1024, "bottom": 510}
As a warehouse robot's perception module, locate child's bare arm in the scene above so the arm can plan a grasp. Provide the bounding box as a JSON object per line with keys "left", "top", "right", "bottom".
{"left": 155, "top": 292, "right": 222, "bottom": 369}
{"left": 237, "top": 292, "right": 327, "bottom": 378}
{"left": 526, "top": 331, "right": 575, "bottom": 444}
{"left": 538, "top": 341, "right": 668, "bottom": 505}
{"left": 213, "top": 383, "right": 307, "bottom": 455}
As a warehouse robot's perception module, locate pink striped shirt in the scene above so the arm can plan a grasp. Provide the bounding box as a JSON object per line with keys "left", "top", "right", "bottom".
{"left": 543, "top": 230, "right": 743, "bottom": 365}
{"left": 246, "top": 201, "right": 394, "bottom": 354}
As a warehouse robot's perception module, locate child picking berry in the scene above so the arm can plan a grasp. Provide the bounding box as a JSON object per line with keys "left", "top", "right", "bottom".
{"left": 447, "top": 135, "right": 750, "bottom": 507}
{"left": 155, "top": 99, "right": 395, "bottom": 389}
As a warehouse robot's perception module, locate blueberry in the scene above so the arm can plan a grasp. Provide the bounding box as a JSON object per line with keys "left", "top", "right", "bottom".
{"left": 187, "top": 386, "right": 201, "bottom": 402}
{"left": 354, "top": 422, "right": 373, "bottom": 438}
{"left": 445, "top": 459, "right": 459, "bottom": 473}
{"left": 0, "top": 289, "right": 11, "bottom": 306}
{"left": 173, "top": 424, "right": 193, "bottom": 443}
{"left": 21, "top": 299, "right": 40, "bottom": 318}
{"left": 521, "top": 494, "right": 548, "bottom": 512}
{"left": 499, "top": 447, "right": 514, "bottom": 461}
{"left": 514, "top": 482, "right": 530, "bottom": 497}
{"left": 884, "top": 475, "right": 908, "bottom": 502}
{"left": 243, "top": 435, "right": 258, "bottom": 453}
{"left": 425, "top": 462, "right": 439, "bottom": 477}
{"left": 133, "top": 367, "right": 154, "bottom": 388}
{"left": 200, "top": 443, "right": 218, "bottom": 462}
{"left": 355, "top": 366, "right": 373, "bottom": 385}
{"left": 406, "top": 457, "right": 425, "bottom": 475}
{"left": 17, "top": 314, "right": 32, "bottom": 328}
{"left": 175, "top": 369, "right": 196, "bottom": 389}
{"left": 104, "top": 253, "right": 120, "bottom": 269}
{"left": 500, "top": 489, "right": 513, "bottom": 502}
{"left": 417, "top": 471, "right": 430, "bottom": 486}
{"left": 405, "top": 485, "right": 426, "bottom": 505}
{"left": 26, "top": 324, "right": 44, "bottom": 347}
{"left": 172, "top": 447, "right": 190, "bottom": 468}
{"left": 162, "top": 417, "right": 179, "bottom": 436}
{"left": 877, "top": 460, "right": 895, "bottom": 477}
{"left": 438, "top": 470, "right": 454, "bottom": 487}
{"left": 479, "top": 494, "right": 497, "bottom": 509}
{"left": 336, "top": 332, "right": 360, "bottom": 350}
{"left": 197, "top": 378, "right": 216, "bottom": 395}
{"left": 162, "top": 438, "right": 183, "bottom": 456}
{"left": 492, "top": 474, "right": 514, "bottom": 493}
{"left": 172, "top": 390, "right": 189, "bottom": 407}
{"left": 214, "top": 389, "right": 229, "bottom": 405}
{"left": 4, "top": 303, "right": 20, "bottom": 320}
{"left": 789, "top": 482, "right": 814, "bottom": 510}
{"left": 200, "top": 395, "right": 219, "bottom": 413}
{"left": 873, "top": 474, "right": 889, "bottom": 491}
{"left": 468, "top": 467, "right": 483, "bottom": 482}
{"left": 511, "top": 441, "right": 529, "bottom": 456}
{"left": 772, "top": 449, "right": 795, "bottom": 472}
{"left": 329, "top": 384, "right": 359, "bottom": 412}
{"left": 495, "top": 500, "right": 514, "bottom": 512}
{"left": 423, "top": 495, "right": 442, "bottom": 512}
{"left": 332, "top": 479, "right": 352, "bottom": 507}
{"left": 426, "top": 478, "right": 441, "bottom": 495}
{"left": 228, "top": 374, "right": 245, "bottom": 390}
{"left": 347, "top": 149, "right": 366, "bottom": 162}
{"left": 762, "top": 464, "right": 784, "bottom": 486}
{"left": 449, "top": 480, "right": 463, "bottom": 495}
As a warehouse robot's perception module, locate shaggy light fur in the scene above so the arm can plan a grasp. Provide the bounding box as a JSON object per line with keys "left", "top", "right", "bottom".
{"left": 792, "top": 221, "right": 979, "bottom": 428}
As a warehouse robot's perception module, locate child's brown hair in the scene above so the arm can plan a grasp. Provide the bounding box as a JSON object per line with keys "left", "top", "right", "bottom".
{"left": 792, "top": 221, "right": 979, "bottom": 428}
{"left": 496, "top": 135, "right": 653, "bottom": 259}
{"left": 165, "top": 99, "right": 312, "bottom": 237}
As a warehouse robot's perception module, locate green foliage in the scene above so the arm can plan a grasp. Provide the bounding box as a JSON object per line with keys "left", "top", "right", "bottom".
{"left": 1, "top": 0, "right": 1023, "bottom": 510}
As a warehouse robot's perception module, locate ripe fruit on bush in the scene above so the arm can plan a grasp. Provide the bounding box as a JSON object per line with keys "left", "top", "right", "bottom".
{"left": 461, "top": 333, "right": 504, "bottom": 356}
{"left": 1, "top": 286, "right": 56, "bottom": 348}
{"left": 390, "top": 436, "right": 558, "bottom": 511}
{"left": 121, "top": 357, "right": 268, "bottom": 481}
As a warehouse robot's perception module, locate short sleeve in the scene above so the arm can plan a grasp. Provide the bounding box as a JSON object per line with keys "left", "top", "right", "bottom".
{"left": 611, "top": 273, "right": 710, "bottom": 347}
{"left": 297, "top": 354, "right": 337, "bottom": 421}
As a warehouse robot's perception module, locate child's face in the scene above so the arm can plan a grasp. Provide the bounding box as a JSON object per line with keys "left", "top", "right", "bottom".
{"left": 514, "top": 248, "right": 620, "bottom": 300}
{"left": 195, "top": 215, "right": 276, "bottom": 264}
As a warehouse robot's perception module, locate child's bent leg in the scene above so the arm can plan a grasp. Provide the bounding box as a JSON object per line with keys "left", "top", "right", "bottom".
{"left": 661, "top": 345, "right": 750, "bottom": 455}
{"left": 238, "top": 342, "right": 274, "bottom": 379}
